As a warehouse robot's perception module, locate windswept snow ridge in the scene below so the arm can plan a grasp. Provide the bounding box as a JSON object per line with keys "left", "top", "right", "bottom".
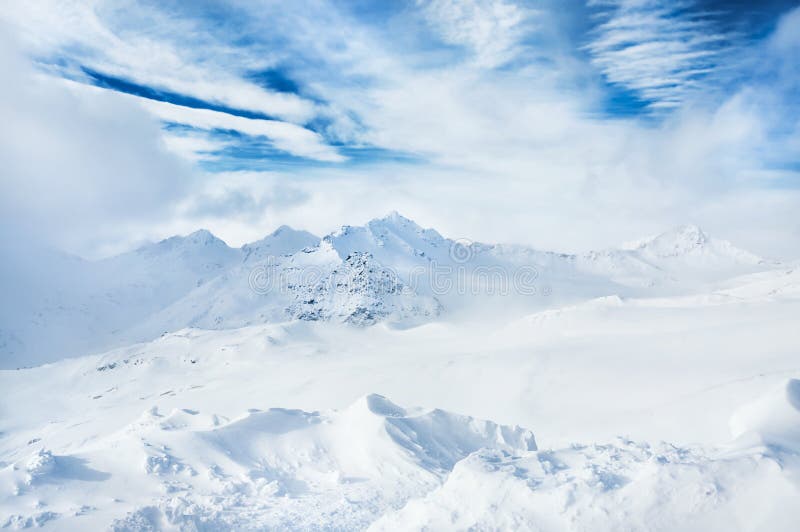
{"left": 730, "top": 378, "right": 800, "bottom": 451}
{"left": 0, "top": 394, "right": 536, "bottom": 530}
{"left": 372, "top": 435, "right": 800, "bottom": 531}
{"left": 2, "top": 385, "right": 799, "bottom": 530}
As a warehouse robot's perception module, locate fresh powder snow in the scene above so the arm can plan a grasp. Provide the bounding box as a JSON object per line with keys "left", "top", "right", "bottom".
{"left": 1, "top": 215, "right": 799, "bottom": 530}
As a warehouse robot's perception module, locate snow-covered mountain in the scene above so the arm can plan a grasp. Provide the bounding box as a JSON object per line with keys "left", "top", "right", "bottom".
{"left": 241, "top": 225, "right": 319, "bottom": 263}
{"left": 577, "top": 224, "right": 772, "bottom": 288}
{"left": 0, "top": 230, "right": 242, "bottom": 368}
{"left": 0, "top": 214, "right": 783, "bottom": 368}
{"left": 134, "top": 236, "right": 442, "bottom": 336}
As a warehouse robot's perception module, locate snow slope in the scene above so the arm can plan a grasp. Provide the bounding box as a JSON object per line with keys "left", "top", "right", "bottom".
{"left": 372, "top": 434, "right": 800, "bottom": 531}
{"left": 1, "top": 271, "right": 799, "bottom": 529}
{"left": 1, "top": 394, "right": 535, "bottom": 530}
{"left": 0, "top": 230, "right": 241, "bottom": 368}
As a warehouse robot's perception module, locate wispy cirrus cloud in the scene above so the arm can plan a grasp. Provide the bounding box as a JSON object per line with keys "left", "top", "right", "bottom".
{"left": 138, "top": 98, "right": 347, "bottom": 163}
{"left": 4, "top": 0, "right": 317, "bottom": 122}
{"left": 1, "top": 0, "right": 351, "bottom": 165}
{"left": 416, "top": 0, "right": 537, "bottom": 68}
{"left": 585, "top": 0, "right": 737, "bottom": 110}
{"left": 55, "top": 76, "right": 346, "bottom": 164}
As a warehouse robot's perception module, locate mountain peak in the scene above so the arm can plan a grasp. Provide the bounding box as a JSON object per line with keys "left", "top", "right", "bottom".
{"left": 650, "top": 224, "right": 708, "bottom": 251}
{"left": 383, "top": 210, "right": 409, "bottom": 222}
{"left": 620, "top": 224, "right": 764, "bottom": 266}
{"left": 329, "top": 212, "right": 419, "bottom": 239}
{"left": 622, "top": 224, "right": 708, "bottom": 253}
{"left": 138, "top": 229, "right": 229, "bottom": 254}
{"left": 174, "top": 229, "right": 231, "bottom": 250}
{"left": 371, "top": 211, "right": 418, "bottom": 228}
{"left": 241, "top": 225, "right": 320, "bottom": 261}
{"left": 270, "top": 224, "right": 295, "bottom": 236}
{"left": 672, "top": 224, "right": 707, "bottom": 241}
{"left": 186, "top": 229, "right": 222, "bottom": 244}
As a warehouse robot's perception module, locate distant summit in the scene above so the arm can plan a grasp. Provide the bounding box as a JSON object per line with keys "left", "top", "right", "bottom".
{"left": 242, "top": 226, "right": 319, "bottom": 263}
{"left": 623, "top": 224, "right": 708, "bottom": 253}
{"left": 627, "top": 224, "right": 763, "bottom": 264}
{"left": 137, "top": 229, "right": 232, "bottom": 255}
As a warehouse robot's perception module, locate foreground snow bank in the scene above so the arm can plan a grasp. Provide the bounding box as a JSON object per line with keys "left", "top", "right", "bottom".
{"left": 3, "top": 386, "right": 800, "bottom": 530}
{"left": 372, "top": 381, "right": 800, "bottom": 531}
{"left": 2, "top": 290, "right": 800, "bottom": 530}
{"left": 373, "top": 440, "right": 798, "bottom": 531}
{"left": 1, "top": 395, "right": 535, "bottom": 530}
{"left": 730, "top": 378, "right": 800, "bottom": 451}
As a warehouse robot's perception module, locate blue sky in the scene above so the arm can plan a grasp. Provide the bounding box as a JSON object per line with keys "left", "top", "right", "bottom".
{"left": 1, "top": 0, "right": 799, "bottom": 258}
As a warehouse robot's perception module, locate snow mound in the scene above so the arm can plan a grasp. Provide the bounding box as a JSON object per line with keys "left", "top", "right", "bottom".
{"left": 3, "top": 370, "right": 800, "bottom": 531}
{"left": 718, "top": 268, "right": 800, "bottom": 299}
{"left": 730, "top": 378, "right": 800, "bottom": 451}
{"left": 2, "top": 447, "right": 110, "bottom": 499}
{"left": 0, "top": 395, "right": 535, "bottom": 530}
{"left": 108, "top": 395, "right": 535, "bottom": 529}
{"left": 372, "top": 438, "right": 800, "bottom": 531}
{"left": 187, "top": 393, "right": 535, "bottom": 489}
{"left": 337, "top": 394, "right": 537, "bottom": 471}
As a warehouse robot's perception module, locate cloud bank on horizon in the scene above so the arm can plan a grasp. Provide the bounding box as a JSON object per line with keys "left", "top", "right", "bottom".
{"left": 1, "top": 0, "right": 798, "bottom": 258}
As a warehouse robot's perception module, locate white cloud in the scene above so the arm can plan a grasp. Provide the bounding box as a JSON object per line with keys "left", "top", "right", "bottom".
{"left": 160, "top": 133, "right": 231, "bottom": 163}
{"left": 138, "top": 97, "right": 346, "bottom": 163}
{"left": 585, "top": 0, "right": 733, "bottom": 109}
{"left": 770, "top": 5, "right": 800, "bottom": 48}
{"left": 0, "top": 29, "right": 193, "bottom": 255}
{"left": 417, "top": 0, "right": 536, "bottom": 68}
{"left": 54, "top": 78, "right": 346, "bottom": 163}
{"left": 1, "top": 0, "right": 318, "bottom": 123}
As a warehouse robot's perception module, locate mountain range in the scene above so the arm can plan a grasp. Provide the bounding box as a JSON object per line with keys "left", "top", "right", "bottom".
{"left": 0, "top": 212, "right": 782, "bottom": 368}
